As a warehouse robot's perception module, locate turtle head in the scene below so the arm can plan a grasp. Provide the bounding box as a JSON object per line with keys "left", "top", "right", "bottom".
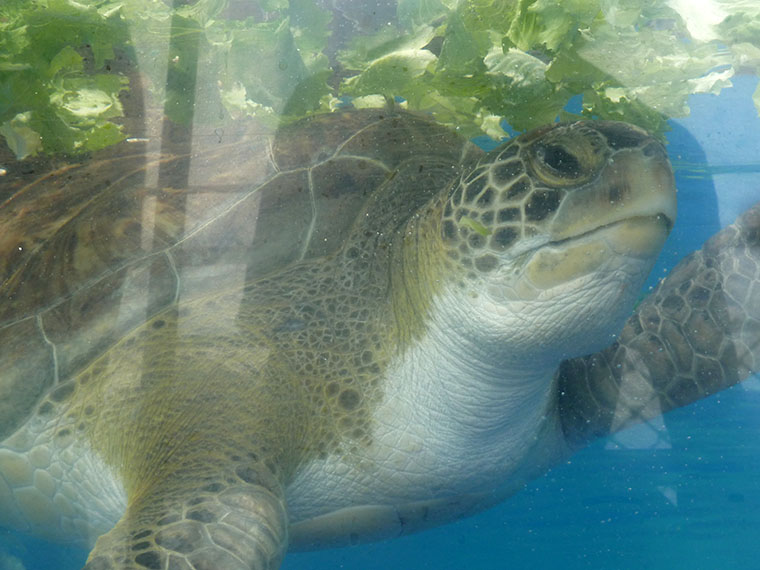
{"left": 439, "top": 121, "right": 676, "bottom": 359}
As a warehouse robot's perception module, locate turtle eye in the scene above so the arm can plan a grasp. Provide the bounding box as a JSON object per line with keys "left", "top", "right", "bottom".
{"left": 536, "top": 144, "right": 581, "bottom": 177}
{"left": 527, "top": 127, "right": 606, "bottom": 187}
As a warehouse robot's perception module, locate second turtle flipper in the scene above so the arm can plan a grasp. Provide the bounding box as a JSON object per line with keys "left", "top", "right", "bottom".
{"left": 558, "top": 202, "right": 760, "bottom": 449}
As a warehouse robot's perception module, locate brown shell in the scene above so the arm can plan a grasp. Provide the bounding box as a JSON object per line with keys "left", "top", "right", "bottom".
{"left": 0, "top": 109, "right": 471, "bottom": 438}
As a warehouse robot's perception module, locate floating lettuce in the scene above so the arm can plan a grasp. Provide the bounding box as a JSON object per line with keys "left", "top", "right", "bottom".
{"left": 0, "top": 0, "right": 130, "bottom": 158}
{"left": 1, "top": 0, "right": 759, "bottom": 158}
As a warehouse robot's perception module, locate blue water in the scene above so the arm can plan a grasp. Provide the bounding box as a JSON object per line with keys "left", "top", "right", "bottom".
{"left": 3, "top": 77, "right": 760, "bottom": 570}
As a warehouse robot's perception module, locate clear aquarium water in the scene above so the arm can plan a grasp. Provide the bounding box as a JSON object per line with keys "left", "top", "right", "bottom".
{"left": 1, "top": 2, "right": 760, "bottom": 569}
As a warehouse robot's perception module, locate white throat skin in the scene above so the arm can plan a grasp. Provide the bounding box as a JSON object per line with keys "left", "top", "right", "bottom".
{"left": 348, "top": 248, "right": 652, "bottom": 495}
{"left": 286, "top": 236, "right": 659, "bottom": 524}
{"left": 407, "top": 286, "right": 561, "bottom": 443}
{"left": 373, "top": 285, "right": 570, "bottom": 493}
{"left": 286, "top": 278, "right": 575, "bottom": 522}
{"left": 398, "top": 254, "right": 646, "bottom": 453}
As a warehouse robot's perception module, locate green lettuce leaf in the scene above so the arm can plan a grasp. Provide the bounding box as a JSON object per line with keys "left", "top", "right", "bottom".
{"left": 2, "top": 0, "right": 759, "bottom": 157}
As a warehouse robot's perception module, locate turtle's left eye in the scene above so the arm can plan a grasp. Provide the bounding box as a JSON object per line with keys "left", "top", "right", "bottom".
{"left": 528, "top": 128, "right": 605, "bottom": 187}
{"left": 536, "top": 144, "right": 581, "bottom": 177}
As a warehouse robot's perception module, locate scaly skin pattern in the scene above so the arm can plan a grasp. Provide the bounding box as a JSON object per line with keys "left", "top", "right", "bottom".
{"left": 1, "top": 114, "right": 468, "bottom": 569}
{"left": 0, "top": 111, "right": 758, "bottom": 570}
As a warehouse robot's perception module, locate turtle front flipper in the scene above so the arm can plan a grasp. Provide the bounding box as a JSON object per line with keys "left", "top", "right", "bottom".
{"left": 83, "top": 463, "right": 288, "bottom": 570}
{"left": 558, "top": 201, "right": 760, "bottom": 448}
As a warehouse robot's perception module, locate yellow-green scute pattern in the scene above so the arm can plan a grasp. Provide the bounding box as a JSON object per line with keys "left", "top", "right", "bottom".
{"left": 24, "top": 248, "right": 400, "bottom": 567}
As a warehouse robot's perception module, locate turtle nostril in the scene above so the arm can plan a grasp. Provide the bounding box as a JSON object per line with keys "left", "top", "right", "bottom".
{"left": 609, "top": 185, "right": 623, "bottom": 203}
{"left": 642, "top": 142, "right": 664, "bottom": 159}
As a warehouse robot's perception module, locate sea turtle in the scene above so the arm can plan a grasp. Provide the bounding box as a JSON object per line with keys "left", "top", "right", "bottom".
{"left": 1, "top": 109, "right": 759, "bottom": 570}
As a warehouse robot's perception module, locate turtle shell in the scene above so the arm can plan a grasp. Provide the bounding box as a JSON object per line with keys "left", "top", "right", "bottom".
{"left": 0, "top": 109, "right": 474, "bottom": 440}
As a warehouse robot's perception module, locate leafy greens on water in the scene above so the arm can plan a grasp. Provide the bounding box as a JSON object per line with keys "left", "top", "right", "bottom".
{"left": 1, "top": 0, "right": 758, "bottom": 158}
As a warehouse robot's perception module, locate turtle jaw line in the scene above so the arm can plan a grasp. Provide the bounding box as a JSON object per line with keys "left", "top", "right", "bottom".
{"left": 546, "top": 212, "right": 674, "bottom": 248}
{"left": 494, "top": 212, "right": 674, "bottom": 297}
{"left": 505, "top": 213, "right": 674, "bottom": 262}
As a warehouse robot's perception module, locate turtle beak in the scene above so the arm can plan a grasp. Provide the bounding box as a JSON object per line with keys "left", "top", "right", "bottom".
{"left": 548, "top": 125, "right": 677, "bottom": 244}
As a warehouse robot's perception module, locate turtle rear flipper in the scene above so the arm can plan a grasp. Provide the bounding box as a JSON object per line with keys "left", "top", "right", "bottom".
{"left": 559, "top": 201, "right": 760, "bottom": 448}
{"left": 83, "top": 465, "right": 288, "bottom": 570}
